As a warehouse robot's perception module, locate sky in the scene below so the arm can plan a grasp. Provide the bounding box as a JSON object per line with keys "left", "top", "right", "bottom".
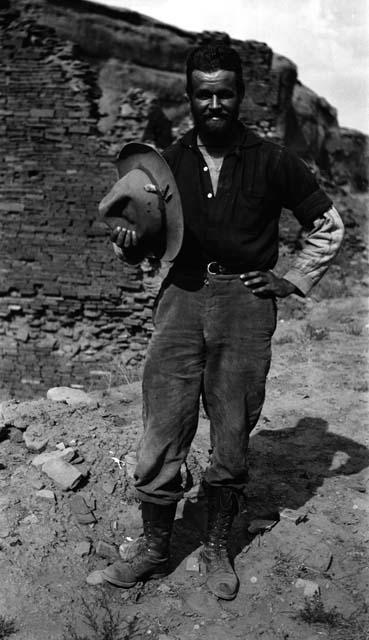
{"left": 94, "top": 0, "right": 369, "bottom": 134}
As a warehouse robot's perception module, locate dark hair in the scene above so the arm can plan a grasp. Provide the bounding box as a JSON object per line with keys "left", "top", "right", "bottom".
{"left": 186, "top": 44, "right": 245, "bottom": 96}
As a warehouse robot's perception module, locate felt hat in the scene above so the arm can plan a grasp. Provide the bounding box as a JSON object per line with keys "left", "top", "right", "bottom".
{"left": 98, "top": 142, "right": 183, "bottom": 262}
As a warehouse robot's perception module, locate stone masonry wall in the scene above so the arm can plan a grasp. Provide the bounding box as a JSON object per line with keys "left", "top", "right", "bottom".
{"left": 0, "top": 7, "right": 160, "bottom": 399}
{"left": 0, "top": 4, "right": 289, "bottom": 400}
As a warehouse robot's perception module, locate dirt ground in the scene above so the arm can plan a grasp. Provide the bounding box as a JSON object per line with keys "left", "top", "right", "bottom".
{"left": 0, "top": 293, "right": 368, "bottom": 640}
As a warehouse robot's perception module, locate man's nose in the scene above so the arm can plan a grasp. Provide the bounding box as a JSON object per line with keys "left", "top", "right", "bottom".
{"left": 210, "top": 94, "right": 220, "bottom": 110}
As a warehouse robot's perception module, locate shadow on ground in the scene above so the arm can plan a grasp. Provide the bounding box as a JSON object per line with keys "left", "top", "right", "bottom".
{"left": 170, "top": 416, "right": 369, "bottom": 569}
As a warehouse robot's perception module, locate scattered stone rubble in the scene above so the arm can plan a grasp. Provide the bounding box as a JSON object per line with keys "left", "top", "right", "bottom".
{"left": 0, "top": 375, "right": 368, "bottom": 636}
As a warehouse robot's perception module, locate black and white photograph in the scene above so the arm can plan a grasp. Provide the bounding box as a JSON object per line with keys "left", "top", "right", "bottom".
{"left": 0, "top": 1, "right": 368, "bottom": 638}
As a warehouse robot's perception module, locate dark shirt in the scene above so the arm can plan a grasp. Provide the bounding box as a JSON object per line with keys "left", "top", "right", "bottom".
{"left": 163, "top": 124, "right": 332, "bottom": 271}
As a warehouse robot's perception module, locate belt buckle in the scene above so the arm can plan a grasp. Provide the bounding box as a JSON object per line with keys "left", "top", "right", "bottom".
{"left": 207, "top": 261, "right": 219, "bottom": 275}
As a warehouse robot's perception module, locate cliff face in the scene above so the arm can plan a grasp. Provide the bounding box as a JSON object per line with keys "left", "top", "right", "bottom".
{"left": 0, "top": 0, "right": 367, "bottom": 399}
{"left": 38, "top": 0, "right": 367, "bottom": 189}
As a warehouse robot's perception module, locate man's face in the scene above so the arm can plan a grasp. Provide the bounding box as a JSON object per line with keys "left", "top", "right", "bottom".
{"left": 188, "top": 69, "right": 242, "bottom": 141}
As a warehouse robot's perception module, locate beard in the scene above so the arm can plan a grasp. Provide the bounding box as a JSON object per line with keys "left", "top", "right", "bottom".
{"left": 192, "top": 111, "right": 239, "bottom": 146}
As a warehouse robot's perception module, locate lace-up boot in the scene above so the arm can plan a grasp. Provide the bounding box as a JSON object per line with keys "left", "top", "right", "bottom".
{"left": 200, "top": 484, "right": 239, "bottom": 600}
{"left": 102, "top": 501, "right": 176, "bottom": 587}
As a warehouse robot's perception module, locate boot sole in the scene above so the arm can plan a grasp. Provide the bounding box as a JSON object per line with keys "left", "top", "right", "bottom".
{"left": 209, "top": 587, "right": 238, "bottom": 601}
{"left": 102, "top": 568, "right": 169, "bottom": 588}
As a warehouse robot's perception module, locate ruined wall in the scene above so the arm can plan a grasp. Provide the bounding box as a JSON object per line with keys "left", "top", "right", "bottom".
{"left": 0, "top": 2, "right": 291, "bottom": 400}
{"left": 0, "top": 7, "right": 160, "bottom": 399}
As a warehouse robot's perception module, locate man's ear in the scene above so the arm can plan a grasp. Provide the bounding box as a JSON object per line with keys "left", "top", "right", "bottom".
{"left": 184, "top": 93, "right": 190, "bottom": 103}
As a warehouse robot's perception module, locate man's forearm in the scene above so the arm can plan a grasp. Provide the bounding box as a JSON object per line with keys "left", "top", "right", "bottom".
{"left": 283, "top": 206, "right": 344, "bottom": 296}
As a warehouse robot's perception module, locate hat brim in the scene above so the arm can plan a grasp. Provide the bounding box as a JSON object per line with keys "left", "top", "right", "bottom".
{"left": 115, "top": 142, "right": 183, "bottom": 262}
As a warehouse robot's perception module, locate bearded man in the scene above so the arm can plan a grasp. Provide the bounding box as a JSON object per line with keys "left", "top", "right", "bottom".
{"left": 102, "top": 44, "right": 344, "bottom": 600}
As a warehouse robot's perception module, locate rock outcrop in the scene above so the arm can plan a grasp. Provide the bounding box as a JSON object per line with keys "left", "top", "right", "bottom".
{"left": 272, "top": 55, "right": 368, "bottom": 191}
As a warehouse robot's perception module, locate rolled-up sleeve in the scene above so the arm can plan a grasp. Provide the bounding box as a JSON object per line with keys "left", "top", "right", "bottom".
{"left": 272, "top": 148, "right": 333, "bottom": 227}
{"left": 293, "top": 188, "right": 333, "bottom": 228}
{"left": 283, "top": 206, "right": 345, "bottom": 296}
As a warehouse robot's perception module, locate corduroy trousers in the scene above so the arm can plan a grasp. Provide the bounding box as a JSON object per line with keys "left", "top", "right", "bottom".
{"left": 134, "top": 270, "right": 277, "bottom": 505}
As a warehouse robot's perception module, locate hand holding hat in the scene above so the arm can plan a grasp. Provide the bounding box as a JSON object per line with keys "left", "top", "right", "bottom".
{"left": 109, "top": 184, "right": 162, "bottom": 259}
{"left": 98, "top": 143, "right": 183, "bottom": 264}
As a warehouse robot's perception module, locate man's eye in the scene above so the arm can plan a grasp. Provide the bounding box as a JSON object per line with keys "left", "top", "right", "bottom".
{"left": 195, "top": 91, "right": 235, "bottom": 100}
{"left": 218, "top": 92, "right": 234, "bottom": 99}
{"left": 195, "top": 92, "right": 211, "bottom": 100}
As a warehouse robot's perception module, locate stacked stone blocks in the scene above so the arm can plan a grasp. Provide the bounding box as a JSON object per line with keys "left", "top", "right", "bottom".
{"left": 0, "top": 8, "right": 158, "bottom": 397}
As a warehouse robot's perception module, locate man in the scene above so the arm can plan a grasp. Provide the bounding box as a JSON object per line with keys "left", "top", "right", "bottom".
{"left": 102, "top": 45, "right": 344, "bottom": 599}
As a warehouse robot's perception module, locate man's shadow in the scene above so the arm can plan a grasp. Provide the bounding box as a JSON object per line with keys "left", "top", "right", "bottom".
{"left": 170, "top": 416, "right": 369, "bottom": 569}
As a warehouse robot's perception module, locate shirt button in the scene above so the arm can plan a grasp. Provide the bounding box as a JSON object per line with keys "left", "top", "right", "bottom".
{"left": 203, "top": 166, "right": 208, "bottom": 172}
{"left": 207, "top": 193, "right": 212, "bottom": 199}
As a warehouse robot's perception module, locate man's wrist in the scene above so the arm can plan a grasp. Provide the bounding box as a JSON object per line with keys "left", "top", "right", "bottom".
{"left": 280, "top": 278, "right": 298, "bottom": 296}
{"left": 282, "top": 269, "right": 314, "bottom": 297}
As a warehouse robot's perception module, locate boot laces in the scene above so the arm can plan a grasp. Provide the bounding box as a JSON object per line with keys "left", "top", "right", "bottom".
{"left": 207, "top": 512, "right": 233, "bottom": 546}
